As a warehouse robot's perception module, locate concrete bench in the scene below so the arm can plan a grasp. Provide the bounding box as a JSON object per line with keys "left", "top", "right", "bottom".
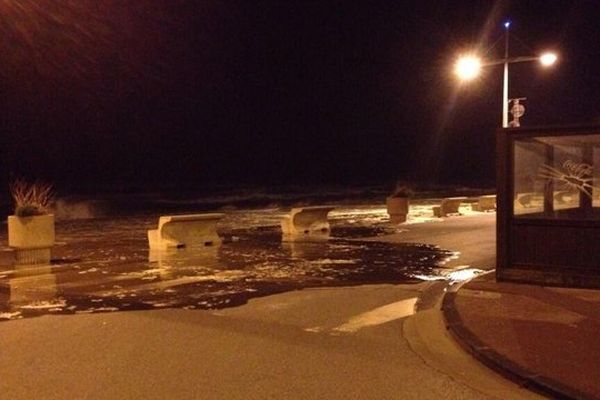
{"left": 515, "top": 192, "right": 543, "bottom": 208}
{"left": 281, "top": 206, "right": 335, "bottom": 238}
{"left": 147, "top": 213, "right": 224, "bottom": 250}
{"left": 433, "top": 197, "right": 468, "bottom": 217}
{"left": 472, "top": 194, "right": 496, "bottom": 212}
{"left": 554, "top": 190, "right": 578, "bottom": 205}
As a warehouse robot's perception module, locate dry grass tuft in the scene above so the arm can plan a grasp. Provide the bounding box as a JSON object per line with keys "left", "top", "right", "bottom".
{"left": 10, "top": 179, "right": 54, "bottom": 217}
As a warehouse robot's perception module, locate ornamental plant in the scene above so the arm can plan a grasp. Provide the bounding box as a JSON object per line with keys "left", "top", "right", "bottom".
{"left": 9, "top": 179, "right": 54, "bottom": 217}
{"left": 390, "top": 181, "right": 414, "bottom": 198}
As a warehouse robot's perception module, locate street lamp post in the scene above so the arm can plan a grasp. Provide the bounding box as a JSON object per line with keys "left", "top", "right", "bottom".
{"left": 454, "top": 22, "right": 558, "bottom": 128}
{"left": 502, "top": 22, "right": 510, "bottom": 128}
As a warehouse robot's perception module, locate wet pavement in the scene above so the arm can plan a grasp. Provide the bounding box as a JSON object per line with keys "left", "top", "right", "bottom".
{"left": 1, "top": 207, "right": 523, "bottom": 400}
{"left": 0, "top": 206, "right": 456, "bottom": 321}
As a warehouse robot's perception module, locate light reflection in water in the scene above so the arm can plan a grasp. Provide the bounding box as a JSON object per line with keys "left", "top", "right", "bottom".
{"left": 10, "top": 264, "right": 60, "bottom": 311}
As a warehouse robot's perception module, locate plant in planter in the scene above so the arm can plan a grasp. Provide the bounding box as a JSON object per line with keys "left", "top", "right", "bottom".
{"left": 7, "top": 180, "right": 55, "bottom": 264}
{"left": 386, "top": 182, "right": 414, "bottom": 224}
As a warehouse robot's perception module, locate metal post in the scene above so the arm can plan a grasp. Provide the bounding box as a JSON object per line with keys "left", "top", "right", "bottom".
{"left": 502, "top": 22, "right": 510, "bottom": 128}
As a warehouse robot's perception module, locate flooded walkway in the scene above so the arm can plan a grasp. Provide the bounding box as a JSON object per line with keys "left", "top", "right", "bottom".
{"left": 0, "top": 206, "right": 455, "bottom": 320}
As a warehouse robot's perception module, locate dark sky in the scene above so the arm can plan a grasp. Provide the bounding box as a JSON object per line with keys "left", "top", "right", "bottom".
{"left": 1, "top": 0, "right": 599, "bottom": 191}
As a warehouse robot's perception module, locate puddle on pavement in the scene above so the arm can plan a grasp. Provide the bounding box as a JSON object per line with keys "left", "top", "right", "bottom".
{"left": 0, "top": 211, "right": 455, "bottom": 321}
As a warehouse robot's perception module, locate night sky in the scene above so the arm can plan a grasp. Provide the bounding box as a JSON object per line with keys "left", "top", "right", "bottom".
{"left": 1, "top": 0, "right": 599, "bottom": 192}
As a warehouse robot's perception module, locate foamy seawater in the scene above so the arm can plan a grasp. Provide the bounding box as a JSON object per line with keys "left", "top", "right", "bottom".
{"left": 0, "top": 205, "right": 456, "bottom": 321}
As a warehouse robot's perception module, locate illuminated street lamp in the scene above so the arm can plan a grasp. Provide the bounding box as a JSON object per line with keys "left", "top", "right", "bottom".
{"left": 454, "top": 22, "right": 558, "bottom": 127}
{"left": 540, "top": 52, "right": 558, "bottom": 66}
{"left": 455, "top": 55, "right": 482, "bottom": 81}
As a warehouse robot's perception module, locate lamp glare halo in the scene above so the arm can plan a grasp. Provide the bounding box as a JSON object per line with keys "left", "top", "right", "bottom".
{"left": 455, "top": 56, "right": 482, "bottom": 80}
{"left": 540, "top": 53, "right": 557, "bottom": 66}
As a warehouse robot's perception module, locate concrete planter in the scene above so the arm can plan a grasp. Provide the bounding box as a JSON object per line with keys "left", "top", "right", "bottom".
{"left": 8, "top": 214, "right": 55, "bottom": 264}
{"left": 386, "top": 196, "right": 409, "bottom": 224}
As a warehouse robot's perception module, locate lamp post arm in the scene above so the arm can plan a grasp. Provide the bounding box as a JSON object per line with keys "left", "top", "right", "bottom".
{"left": 483, "top": 56, "right": 540, "bottom": 67}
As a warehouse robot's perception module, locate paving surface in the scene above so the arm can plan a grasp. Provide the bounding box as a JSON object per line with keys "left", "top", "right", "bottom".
{"left": 445, "top": 272, "right": 600, "bottom": 399}
{"left": 0, "top": 284, "right": 500, "bottom": 400}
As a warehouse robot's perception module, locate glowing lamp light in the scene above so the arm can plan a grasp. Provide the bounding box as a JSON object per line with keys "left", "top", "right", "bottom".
{"left": 455, "top": 55, "right": 482, "bottom": 81}
{"left": 540, "top": 52, "right": 557, "bottom": 66}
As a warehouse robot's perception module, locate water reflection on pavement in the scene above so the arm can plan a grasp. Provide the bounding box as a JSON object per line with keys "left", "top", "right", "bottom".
{"left": 0, "top": 207, "right": 455, "bottom": 321}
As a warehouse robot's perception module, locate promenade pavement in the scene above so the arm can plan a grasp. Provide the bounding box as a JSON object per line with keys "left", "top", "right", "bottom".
{"left": 444, "top": 271, "right": 600, "bottom": 400}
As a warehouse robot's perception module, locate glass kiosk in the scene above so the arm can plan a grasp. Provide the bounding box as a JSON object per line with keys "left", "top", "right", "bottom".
{"left": 497, "top": 125, "right": 600, "bottom": 288}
